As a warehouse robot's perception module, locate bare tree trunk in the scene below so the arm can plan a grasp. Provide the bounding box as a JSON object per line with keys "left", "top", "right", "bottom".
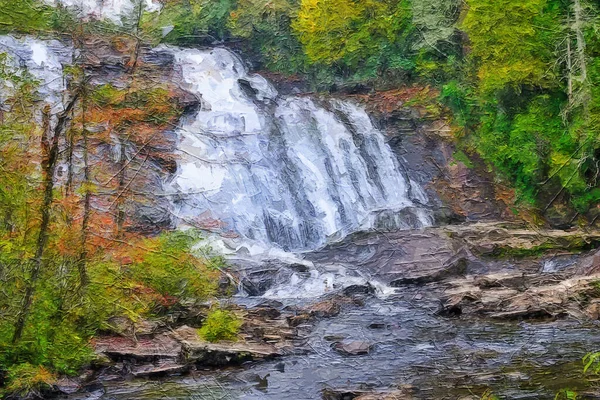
{"left": 129, "top": 0, "right": 145, "bottom": 75}
{"left": 116, "top": 134, "right": 127, "bottom": 238}
{"left": 12, "top": 95, "right": 79, "bottom": 343}
{"left": 78, "top": 85, "right": 90, "bottom": 289}
{"left": 566, "top": 16, "right": 574, "bottom": 104}
{"left": 65, "top": 111, "right": 75, "bottom": 199}
{"left": 574, "top": 0, "right": 587, "bottom": 83}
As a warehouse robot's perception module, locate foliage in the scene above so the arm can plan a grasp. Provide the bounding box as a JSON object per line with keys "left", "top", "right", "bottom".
{"left": 127, "top": 230, "right": 222, "bottom": 302}
{"left": 198, "top": 309, "right": 242, "bottom": 342}
{"left": 555, "top": 389, "right": 579, "bottom": 400}
{"left": 480, "top": 389, "right": 499, "bottom": 400}
{"left": 0, "top": 39, "right": 226, "bottom": 396}
{"left": 2, "top": 363, "right": 56, "bottom": 398}
{"left": 141, "top": 0, "right": 235, "bottom": 45}
{"left": 292, "top": 0, "right": 415, "bottom": 83}
{"left": 583, "top": 352, "right": 600, "bottom": 374}
{"left": 461, "top": 0, "right": 559, "bottom": 93}
{"left": 229, "top": 0, "right": 305, "bottom": 73}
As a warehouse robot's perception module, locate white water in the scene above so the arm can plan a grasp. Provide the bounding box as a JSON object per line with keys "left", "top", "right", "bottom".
{"left": 0, "top": 34, "right": 433, "bottom": 271}
{"left": 162, "top": 46, "right": 432, "bottom": 252}
{"left": 0, "top": 36, "right": 71, "bottom": 116}
{"left": 43, "top": 0, "right": 160, "bottom": 22}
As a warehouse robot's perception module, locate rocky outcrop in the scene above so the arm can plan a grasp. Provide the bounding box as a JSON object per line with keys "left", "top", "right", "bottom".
{"left": 309, "top": 222, "right": 600, "bottom": 287}
{"left": 348, "top": 88, "right": 517, "bottom": 224}
{"left": 440, "top": 272, "right": 600, "bottom": 321}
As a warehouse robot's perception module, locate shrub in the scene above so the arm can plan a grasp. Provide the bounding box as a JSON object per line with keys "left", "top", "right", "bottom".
{"left": 198, "top": 309, "right": 242, "bottom": 342}
{"left": 3, "top": 363, "right": 56, "bottom": 398}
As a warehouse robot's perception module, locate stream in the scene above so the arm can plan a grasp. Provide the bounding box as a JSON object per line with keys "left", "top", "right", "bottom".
{"left": 70, "top": 240, "right": 600, "bottom": 399}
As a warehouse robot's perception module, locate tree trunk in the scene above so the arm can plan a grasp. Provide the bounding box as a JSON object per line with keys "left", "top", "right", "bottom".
{"left": 78, "top": 86, "right": 90, "bottom": 289}
{"left": 12, "top": 95, "right": 80, "bottom": 344}
{"left": 116, "top": 134, "right": 127, "bottom": 238}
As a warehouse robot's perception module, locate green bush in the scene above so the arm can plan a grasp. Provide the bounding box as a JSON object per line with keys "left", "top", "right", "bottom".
{"left": 2, "top": 363, "right": 56, "bottom": 398}
{"left": 198, "top": 309, "right": 242, "bottom": 343}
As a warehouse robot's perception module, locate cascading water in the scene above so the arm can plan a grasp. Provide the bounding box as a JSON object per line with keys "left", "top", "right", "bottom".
{"left": 0, "top": 34, "right": 432, "bottom": 295}
{"left": 0, "top": 36, "right": 71, "bottom": 117}
{"left": 161, "top": 46, "right": 433, "bottom": 252}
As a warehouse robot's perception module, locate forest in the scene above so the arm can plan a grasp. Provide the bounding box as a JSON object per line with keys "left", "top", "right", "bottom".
{"left": 1, "top": 0, "right": 600, "bottom": 398}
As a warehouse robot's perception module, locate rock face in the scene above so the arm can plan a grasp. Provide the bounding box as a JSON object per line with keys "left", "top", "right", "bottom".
{"left": 92, "top": 303, "right": 304, "bottom": 378}
{"left": 440, "top": 273, "right": 600, "bottom": 321}
{"left": 308, "top": 222, "right": 600, "bottom": 287}
{"left": 355, "top": 90, "right": 516, "bottom": 224}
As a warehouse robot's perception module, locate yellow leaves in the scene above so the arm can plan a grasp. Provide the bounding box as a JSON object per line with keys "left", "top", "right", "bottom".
{"left": 293, "top": 0, "right": 362, "bottom": 64}
{"left": 6, "top": 364, "right": 57, "bottom": 395}
{"left": 461, "top": 0, "right": 557, "bottom": 92}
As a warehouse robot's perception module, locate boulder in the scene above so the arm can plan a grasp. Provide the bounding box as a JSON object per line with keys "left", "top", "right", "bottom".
{"left": 130, "top": 362, "right": 188, "bottom": 378}
{"left": 322, "top": 387, "right": 413, "bottom": 400}
{"left": 94, "top": 334, "right": 181, "bottom": 362}
{"left": 333, "top": 341, "right": 372, "bottom": 356}
{"left": 173, "top": 326, "right": 282, "bottom": 367}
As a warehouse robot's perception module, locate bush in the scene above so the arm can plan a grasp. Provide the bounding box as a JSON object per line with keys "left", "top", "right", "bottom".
{"left": 2, "top": 363, "right": 56, "bottom": 398}
{"left": 127, "top": 230, "right": 222, "bottom": 304}
{"left": 198, "top": 309, "right": 242, "bottom": 342}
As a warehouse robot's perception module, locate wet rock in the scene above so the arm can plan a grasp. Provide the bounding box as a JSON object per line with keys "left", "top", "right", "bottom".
{"left": 585, "top": 300, "right": 600, "bottom": 320}
{"left": 441, "top": 270, "right": 600, "bottom": 321}
{"left": 240, "top": 268, "right": 281, "bottom": 296}
{"left": 104, "top": 316, "right": 162, "bottom": 337}
{"left": 333, "top": 341, "right": 372, "bottom": 356}
{"left": 343, "top": 283, "right": 376, "bottom": 296}
{"left": 368, "top": 322, "right": 388, "bottom": 329}
{"left": 54, "top": 378, "right": 81, "bottom": 395}
{"left": 308, "top": 299, "right": 341, "bottom": 318}
{"left": 489, "top": 309, "right": 554, "bottom": 321}
{"left": 94, "top": 334, "right": 181, "bottom": 362}
{"left": 324, "top": 335, "right": 346, "bottom": 342}
{"left": 130, "top": 362, "right": 188, "bottom": 378}
{"left": 444, "top": 222, "right": 600, "bottom": 257}
{"left": 248, "top": 306, "right": 282, "bottom": 320}
{"left": 390, "top": 252, "right": 468, "bottom": 286}
{"left": 174, "top": 326, "right": 282, "bottom": 366}
{"left": 474, "top": 273, "right": 528, "bottom": 290}
{"left": 322, "top": 387, "right": 413, "bottom": 400}
{"left": 287, "top": 313, "right": 312, "bottom": 327}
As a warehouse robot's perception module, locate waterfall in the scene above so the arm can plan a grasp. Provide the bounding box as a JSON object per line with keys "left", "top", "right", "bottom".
{"left": 0, "top": 36, "right": 71, "bottom": 116}
{"left": 161, "top": 46, "right": 433, "bottom": 252}
{"left": 0, "top": 35, "right": 432, "bottom": 252}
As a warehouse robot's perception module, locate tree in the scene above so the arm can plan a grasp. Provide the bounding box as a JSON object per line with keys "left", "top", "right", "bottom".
{"left": 461, "top": 0, "right": 560, "bottom": 93}
{"left": 292, "top": 0, "right": 414, "bottom": 74}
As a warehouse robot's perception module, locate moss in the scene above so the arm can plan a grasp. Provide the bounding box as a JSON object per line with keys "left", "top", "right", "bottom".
{"left": 451, "top": 150, "right": 475, "bottom": 169}
{"left": 488, "top": 237, "right": 600, "bottom": 259}
{"left": 198, "top": 309, "right": 242, "bottom": 343}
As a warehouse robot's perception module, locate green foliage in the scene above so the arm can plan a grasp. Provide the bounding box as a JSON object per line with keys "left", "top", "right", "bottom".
{"left": 2, "top": 363, "right": 56, "bottom": 398}
{"left": 141, "top": 0, "right": 235, "bottom": 45}
{"left": 452, "top": 150, "right": 474, "bottom": 169}
{"left": 480, "top": 389, "right": 499, "bottom": 400}
{"left": 198, "top": 309, "right": 242, "bottom": 342}
{"left": 461, "top": 0, "right": 559, "bottom": 93}
{"left": 292, "top": 0, "right": 415, "bottom": 83}
{"left": 555, "top": 389, "right": 579, "bottom": 400}
{"left": 229, "top": 0, "right": 306, "bottom": 74}
{"left": 127, "top": 230, "right": 221, "bottom": 302}
{"left": 0, "top": 0, "right": 53, "bottom": 34}
{"left": 583, "top": 352, "right": 600, "bottom": 374}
